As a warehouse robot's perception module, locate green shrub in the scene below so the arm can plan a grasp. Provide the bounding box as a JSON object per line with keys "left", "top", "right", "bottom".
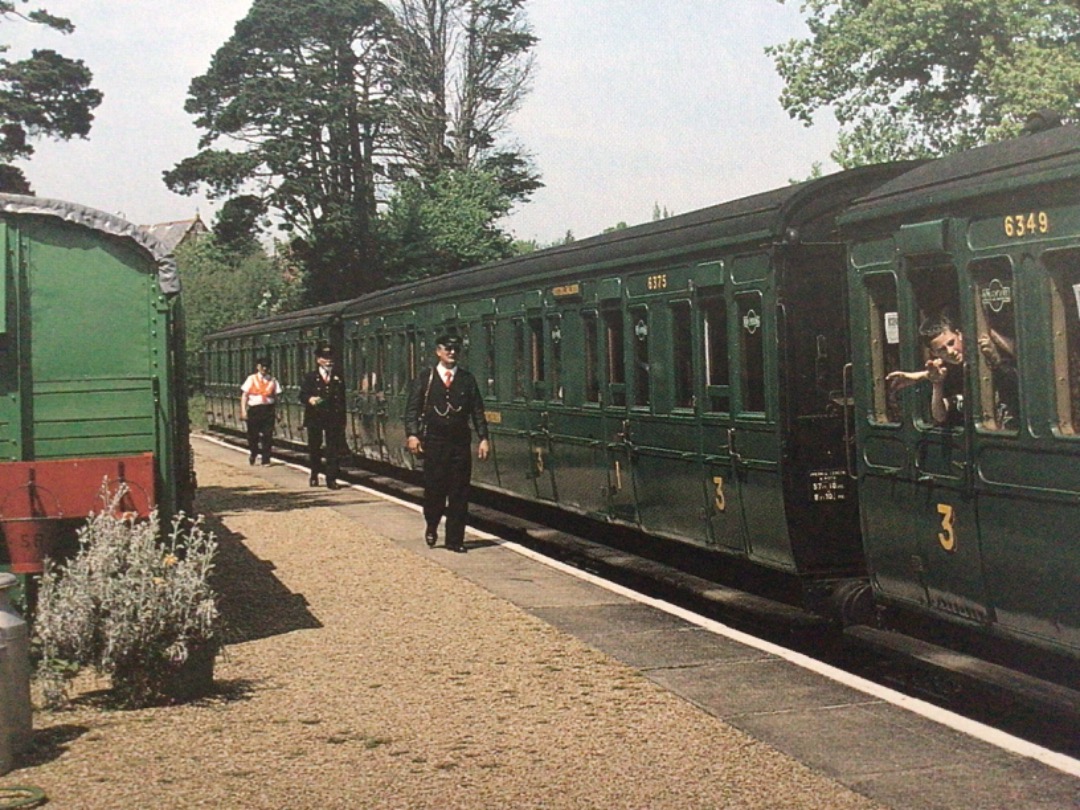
{"left": 33, "top": 487, "right": 220, "bottom": 708}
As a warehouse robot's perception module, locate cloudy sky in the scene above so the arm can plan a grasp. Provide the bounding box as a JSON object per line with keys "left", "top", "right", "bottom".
{"left": 5, "top": 1, "right": 839, "bottom": 245}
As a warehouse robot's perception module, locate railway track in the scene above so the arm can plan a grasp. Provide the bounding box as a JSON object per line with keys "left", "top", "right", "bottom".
{"left": 206, "top": 429, "right": 1080, "bottom": 761}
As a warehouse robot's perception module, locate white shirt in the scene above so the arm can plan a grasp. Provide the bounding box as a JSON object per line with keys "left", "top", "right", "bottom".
{"left": 436, "top": 364, "right": 456, "bottom": 385}
{"left": 241, "top": 373, "right": 282, "bottom": 406}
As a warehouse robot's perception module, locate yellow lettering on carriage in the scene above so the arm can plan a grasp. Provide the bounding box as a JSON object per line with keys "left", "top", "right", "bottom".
{"left": 1002, "top": 211, "right": 1049, "bottom": 238}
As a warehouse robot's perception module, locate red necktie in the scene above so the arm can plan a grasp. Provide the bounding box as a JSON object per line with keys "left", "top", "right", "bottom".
{"left": 444, "top": 371, "right": 453, "bottom": 387}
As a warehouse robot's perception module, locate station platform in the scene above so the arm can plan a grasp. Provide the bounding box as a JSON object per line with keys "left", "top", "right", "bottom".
{"left": 196, "top": 439, "right": 1079, "bottom": 810}
{"left": 5, "top": 437, "right": 1077, "bottom": 809}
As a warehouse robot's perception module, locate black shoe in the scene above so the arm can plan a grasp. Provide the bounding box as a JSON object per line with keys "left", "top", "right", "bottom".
{"left": 249, "top": 455, "right": 256, "bottom": 465}
{"left": 327, "top": 481, "right": 341, "bottom": 490}
{"left": 424, "top": 530, "right": 438, "bottom": 548}
{"left": 260, "top": 459, "right": 272, "bottom": 466}
{"left": 309, "top": 476, "right": 319, "bottom": 487}
{"left": 446, "top": 543, "right": 467, "bottom": 554}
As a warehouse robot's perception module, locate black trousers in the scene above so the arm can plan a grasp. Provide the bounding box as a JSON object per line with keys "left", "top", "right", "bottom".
{"left": 422, "top": 438, "right": 473, "bottom": 547}
{"left": 306, "top": 423, "right": 346, "bottom": 482}
{"left": 246, "top": 404, "right": 276, "bottom": 463}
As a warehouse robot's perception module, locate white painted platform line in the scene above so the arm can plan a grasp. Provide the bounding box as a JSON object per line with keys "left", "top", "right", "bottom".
{"left": 196, "top": 434, "right": 1080, "bottom": 780}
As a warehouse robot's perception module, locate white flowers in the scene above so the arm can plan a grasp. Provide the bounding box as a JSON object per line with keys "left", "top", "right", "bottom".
{"left": 34, "top": 485, "right": 220, "bottom": 707}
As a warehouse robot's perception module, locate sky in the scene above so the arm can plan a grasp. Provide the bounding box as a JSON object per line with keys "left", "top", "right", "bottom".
{"left": 5, "top": 1, "right": 840, "bottom": 246}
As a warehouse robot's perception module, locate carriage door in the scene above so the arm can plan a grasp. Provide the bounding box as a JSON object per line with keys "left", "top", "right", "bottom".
{"left": 858, "top": 229, "right": 989, "bottom": 619}
{"left": 906, "top": 255, "right": 988, "bottom": 619}
{"left": 602, "top": 302, "right": 637, "bottom": 523}
{"left": 524, "top": 312, "right": 557, "bottom": 500}
{"left": 731, "top": 286, "right": 788, "bottom": 566}
{"left": 700, "top": 287, "right": 746, "bottom": 552}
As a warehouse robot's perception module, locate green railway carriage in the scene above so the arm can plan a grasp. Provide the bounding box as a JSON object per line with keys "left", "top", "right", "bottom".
{"left": 331, "top": 163, "right": 914, "bottom": 578}
{"left": 0, "top": 195, "right": 193, "bottom": 573}
{"left": 203, "top": 301, "right": 347, "bottom": 446}
{"left": 842, "top": 122, "right": 1080, "bottom": 660}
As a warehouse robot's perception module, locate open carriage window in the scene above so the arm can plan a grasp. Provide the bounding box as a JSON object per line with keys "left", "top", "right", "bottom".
{"left": 908, "top": 264, "right": 962, "bottom": 429}
{"left": 970, "top": 257, "right": 1019, "bottom": 433}
{"left": 864, "top": 274, "right": 902, "bottom": 424}
{"left": 583, "top": 311, "right": 600, "bottom": 404}
{"left": 1044, "top": 248, "right": 1080, "bottom": 435}
{"left": 603, "top": 306, "right": 626, "bottom": 407}
{"left": 701, "top": 293, "right": 730, "bottom": 413}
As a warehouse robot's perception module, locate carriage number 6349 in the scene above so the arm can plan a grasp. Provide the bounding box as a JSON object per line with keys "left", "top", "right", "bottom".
{"left": 1003, "top": 211, "right": 1049, "bottom": 238}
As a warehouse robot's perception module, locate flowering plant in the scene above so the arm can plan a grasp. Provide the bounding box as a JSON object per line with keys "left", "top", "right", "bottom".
{"left": 33, "top": 487, "right": 220, "bottom": 708}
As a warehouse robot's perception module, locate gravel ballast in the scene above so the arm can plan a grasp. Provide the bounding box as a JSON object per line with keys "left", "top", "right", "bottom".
{"left": 0, "top": 444, "right": 881, "bottom": 809}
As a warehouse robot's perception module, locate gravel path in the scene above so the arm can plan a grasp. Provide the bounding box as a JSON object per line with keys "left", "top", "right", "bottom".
{"left": 0, "top": 445, "right": 882, "bottom": 809}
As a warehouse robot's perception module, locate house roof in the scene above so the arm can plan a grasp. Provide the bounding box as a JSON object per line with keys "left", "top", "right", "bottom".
{"left": 142, "top": 215, "right": 208, "bottom": 251}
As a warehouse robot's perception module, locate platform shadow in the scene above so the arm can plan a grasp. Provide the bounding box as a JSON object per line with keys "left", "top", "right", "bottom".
{"left": 197, "top": 488, "right": 324, "bottom": 645}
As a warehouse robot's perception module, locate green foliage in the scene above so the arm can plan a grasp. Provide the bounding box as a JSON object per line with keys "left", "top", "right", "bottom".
{"left": 34, "top": 490, "right": 220, "bottom": 708}
{"left": 213, "top": 195, "right": 267, "bottom": 257}
{"left": 768, "top": 0, "right": 1080, "bottom": 165}
{"left": 380, "top": 166, "right": 514, "bottom": 280}
{"left": 165, "top": 0, "right": 390, "bottom": 302}
{"left": 0, "top": 2, "right": 102, "bottom": 185}
{"left": 170, "top": 0, "right": 542, "bottom": 296}
{"left": 178, "top": 236, "right": 304, "bottom": 377}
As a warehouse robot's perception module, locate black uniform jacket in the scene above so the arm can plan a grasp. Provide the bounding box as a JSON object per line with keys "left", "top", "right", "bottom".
{"left": 404, "top": 366, "right": 489, "bottom": 445}
{"left": 298, "top": 368, "right": 347, "bottom": 429}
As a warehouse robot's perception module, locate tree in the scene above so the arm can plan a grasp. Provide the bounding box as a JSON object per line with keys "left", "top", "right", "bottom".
{"left": 386, "top": 0, "right": 541, "bottom": 200}
{"left": 178, "top": 237, "right": 304, "bottom": 379}
{"left": 379, "top": 165, "right": 513, "bottom": 279}
{"left": 768, "top": 0, "right": 1080, "bottom": 166}
{"left": 165, "top": 0, "right": 392, "bottom": 304}
{"left": 0, "top": 2, "right": 102, "bottom": 192}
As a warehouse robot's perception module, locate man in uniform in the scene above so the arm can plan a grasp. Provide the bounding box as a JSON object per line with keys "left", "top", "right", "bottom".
{"left": 404, "top": 335, "right": 490, "bottom": 552}
{"left": 299, "top": 342, "right": 347, "bottom": 489}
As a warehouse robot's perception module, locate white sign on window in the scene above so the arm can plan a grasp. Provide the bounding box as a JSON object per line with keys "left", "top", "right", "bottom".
{"left": 884, "top": 311, "right": 900, "bottom": 345}
{"left": 1073, "top": 283, "right": 1080, "bottom": 321}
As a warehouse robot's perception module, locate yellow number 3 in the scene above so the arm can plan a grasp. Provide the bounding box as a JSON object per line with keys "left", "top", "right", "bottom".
{"left": 936, "top": 503, "right": 956, "bottom": 552}
{"left": 712, "top": 476, "right": 726, "bottom": 513}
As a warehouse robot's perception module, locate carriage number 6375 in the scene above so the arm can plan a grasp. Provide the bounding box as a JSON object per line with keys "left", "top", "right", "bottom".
{"left": 1003, "top": 211, "right": 1049, "bottom": 238}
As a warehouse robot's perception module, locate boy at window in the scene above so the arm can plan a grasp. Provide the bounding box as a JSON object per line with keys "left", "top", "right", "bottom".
{"left": 886, "top": 313, "right": 1017, "bottom": 428}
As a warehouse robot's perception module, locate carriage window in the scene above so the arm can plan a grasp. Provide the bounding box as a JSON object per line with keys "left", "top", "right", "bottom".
{"left": 374, "top": 334, "right": 387, "bottom": 393}
{"left": 548, "top": 315, "right": 563, "bottom": 402}
{"left": 529, "top": 316, "right": 544, "bottom": 399}
{"left": 513, "top": 319, "right": 527, "bottom": 399}
{"left": 971, "top": 258, "right": 1019, "bottom": 432}
{"left": 864, "top": 274, "right": 902, "bottom": 424}
{"left": 630, "top": 305, "right": 650, "bottom": 408}
{"left": 702, "top": 293, "right": 729, "bottom": 412}
{"left": 736, "top": 292, "right": 765, "bottom": 413}
{"left": 353, "top": 338, "right": 367, "bottom": 392}
{"left": 483, "top": 320, "right": 496, "bottom": 397}
{"left": 909, "top": 264, "right": 962, "bottom": 429}
{"left": 603, "top": 307, "right": 626, "bottom": 407}
{"left": 1045, "top": 249, "right": 1080, "bottom": 434}
{"left": 583, "top": 311, "right": 600, "bottom": 404}
{"left": 672, "top": 301, "right": 694, "bottom": 409}
{"left": 407, "top": 330, "right": 419, "bottom": 380}
{"left": 394, "top": 332, "right": 409, "bottom": 394}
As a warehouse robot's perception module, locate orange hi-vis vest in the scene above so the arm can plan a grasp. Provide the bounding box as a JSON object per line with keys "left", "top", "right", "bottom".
{"left": 247, "top": 375, "right": 277, "bottom": 401}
